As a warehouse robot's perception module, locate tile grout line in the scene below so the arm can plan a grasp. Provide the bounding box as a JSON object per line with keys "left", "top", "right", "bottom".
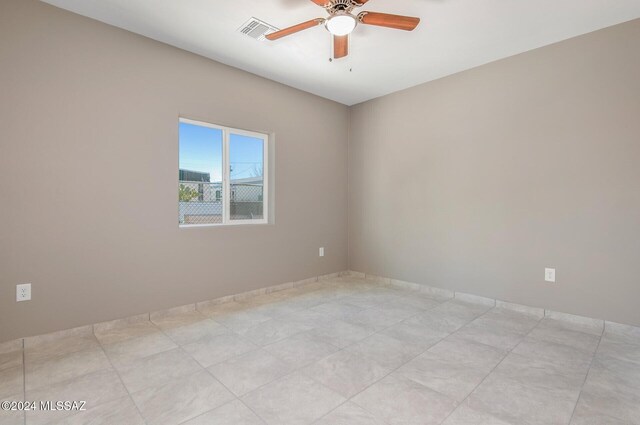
{"left": 203, "top": 368, "right": 268, "bottom": 425}
{"left": 310, "top": 334, "right": 431, "bottom": 425}
{"left": 22, "top": 338, "right": 25, "bottom": 425}
{"left": 189, "top": 277, "right": 345, "bottom": 342}
{"left": 167, "top": 316, "right": 270, "bottom": 425}
{"left": 323, "top": 296, "right": 511, "bottom": 423}
{"left": 188, "top": 279, "right": 431, "bottom": 425}
{"left": 310, "top": 293, "right": 490, "bottom": 425}
{"left": 22, "top": 332, "right": 148, "bottom": 425}
{"left": 435, "top": 305, "right": 545, "bottom": 424}
{"left": 201, "top": 282, "right": 376, "bottom": 403}
{"left": 175, "top": 297, "right": 356, "bottom": 425}
{"left": 190, "top": 283, "right": 592, "bottom": 422}
{"left": 184, "top": 366, "right": 242, "bottom": 425}
{"left": 303, "top": 322, "right": 438, "bottom": 423}
{"left": 169, "top": 280, "right": 361, "bottom": 425}
{"left": 437, "top": 308, "right": 605, "bottom": 424}
{"left": 104, "top": 318, "right": 247, "bottom": 425}
{"left": 567, "top": 325, "right": 605, "bottom": 424}
{"left": 92, "top": 325, "right": 150, "bottom": 424}
{"left": 149, "top": 313, "right": 250, "bottom": 425}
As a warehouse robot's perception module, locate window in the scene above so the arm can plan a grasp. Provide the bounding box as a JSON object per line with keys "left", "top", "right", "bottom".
{"left": 179, "top": 118, "right": 268, "bottom": 226}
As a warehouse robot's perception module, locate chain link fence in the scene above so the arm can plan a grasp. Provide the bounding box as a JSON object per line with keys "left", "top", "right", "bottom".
{"left": 179, "top": 181, "right": 263, "bottom": 224}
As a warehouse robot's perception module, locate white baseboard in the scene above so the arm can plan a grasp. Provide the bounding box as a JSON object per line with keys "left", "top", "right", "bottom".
{"left": 5, "top": 271, "right": 346, "bottom": 346}
{"left": 495, "top": 300, "right": 545, "bottom": 319}
{"left": 352, "top": 270, "right": 629, "bottom": 334}
{"left": 454, "top": 292, "right": 496, "bottom": 307}
{"left": 8, "top": 269, "right": 639, "bottom": 347}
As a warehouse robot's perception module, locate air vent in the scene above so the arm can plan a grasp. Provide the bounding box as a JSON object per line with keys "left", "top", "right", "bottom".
{"left": 238, "top": 18, "right": 279, "bottom": 41}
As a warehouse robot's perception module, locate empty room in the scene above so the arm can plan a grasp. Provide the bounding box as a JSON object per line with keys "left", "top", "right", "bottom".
{"left": 1, "top": 0, "right": 639, "bottom": 424}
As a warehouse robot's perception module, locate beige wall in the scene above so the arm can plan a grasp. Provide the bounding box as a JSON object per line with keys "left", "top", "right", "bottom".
{"left": 349, "top": 19, "right": 640, "bottom": 326}
{"left": 0, "top": 0, "right": 348, "bottom": 342}
{"left": 2, "top": 1, "right": 638, "bottom": 343}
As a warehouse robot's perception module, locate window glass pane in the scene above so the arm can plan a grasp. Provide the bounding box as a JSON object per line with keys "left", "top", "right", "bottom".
{"left": 179, "top": 122, "right": 223, "bottom": 225}
{"left": 229, "top": 133, "right": 264, "bottom": 221}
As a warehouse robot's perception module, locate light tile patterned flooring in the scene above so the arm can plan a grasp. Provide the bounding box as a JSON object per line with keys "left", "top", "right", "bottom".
{"left": 1, "top": 276, "right": 639, "bottom": 425}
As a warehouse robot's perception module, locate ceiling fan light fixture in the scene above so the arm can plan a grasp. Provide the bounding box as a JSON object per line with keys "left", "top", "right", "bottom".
{"left": 326, "top": 14, "right": 357, "bottom": 36}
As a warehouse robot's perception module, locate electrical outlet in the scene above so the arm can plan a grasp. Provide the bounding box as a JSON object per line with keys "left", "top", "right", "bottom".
{"left": 17, "top": 283, "right": 31, "bottom": 302}
{"left": 545, "top": 268, "right": 556, "bottom": 283}
{"left": 319, "top": 247, "right": 325, "bottom": 257}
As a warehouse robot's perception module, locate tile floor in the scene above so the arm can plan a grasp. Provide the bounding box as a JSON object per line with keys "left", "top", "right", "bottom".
{"left": 1, "top": 276, "right": 639, "bottom": 425}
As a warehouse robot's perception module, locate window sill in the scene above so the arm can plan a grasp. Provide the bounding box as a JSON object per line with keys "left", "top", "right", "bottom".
{"left": 179, "top": 220, "right": 269, "bottom": 229}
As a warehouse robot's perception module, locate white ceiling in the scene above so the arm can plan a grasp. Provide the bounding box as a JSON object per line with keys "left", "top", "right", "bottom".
{"left": 42, "top": 0, "right": 640, "bottom": 105}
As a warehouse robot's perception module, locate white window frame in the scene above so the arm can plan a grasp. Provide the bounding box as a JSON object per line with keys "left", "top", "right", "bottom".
{"left": 179, "top": 117, "right": 269, "bottom": 227}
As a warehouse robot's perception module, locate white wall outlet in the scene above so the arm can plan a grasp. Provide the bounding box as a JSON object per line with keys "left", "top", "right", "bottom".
{"left": 319, "top": 247, "right": 325, "bottom": 257}
{"left": 17, "top": 283, "right": 31, "bottom": 302}
{"left": 545, "top": 268, "right": 556, "bottom": 283}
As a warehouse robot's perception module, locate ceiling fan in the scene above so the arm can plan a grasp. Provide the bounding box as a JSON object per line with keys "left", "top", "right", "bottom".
{"left": 265, "top": 0, "right": 420, "bottom": 60}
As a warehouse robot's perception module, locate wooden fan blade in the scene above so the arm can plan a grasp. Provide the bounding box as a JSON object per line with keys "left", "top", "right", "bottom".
{"left": 353, "top": 0, "right": 370, "bottom": 4}
{"left": 358, "top": 12, "right": 420, "bottom": 31}
{"left": 265, "top": 19, "right": 324, "bottom": 41}
{"left": 333, "top": 35, "right": 348, "bottom": 59}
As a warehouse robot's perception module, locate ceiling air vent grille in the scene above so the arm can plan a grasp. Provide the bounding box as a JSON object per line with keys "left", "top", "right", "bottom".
{"left": 238, "top": 18, "right": 279, "bottom": 41}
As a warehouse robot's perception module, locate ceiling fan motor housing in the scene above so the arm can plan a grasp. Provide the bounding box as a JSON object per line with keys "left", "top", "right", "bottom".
{"left": 326, "top": 0, "right": 360, "bottom": 15}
